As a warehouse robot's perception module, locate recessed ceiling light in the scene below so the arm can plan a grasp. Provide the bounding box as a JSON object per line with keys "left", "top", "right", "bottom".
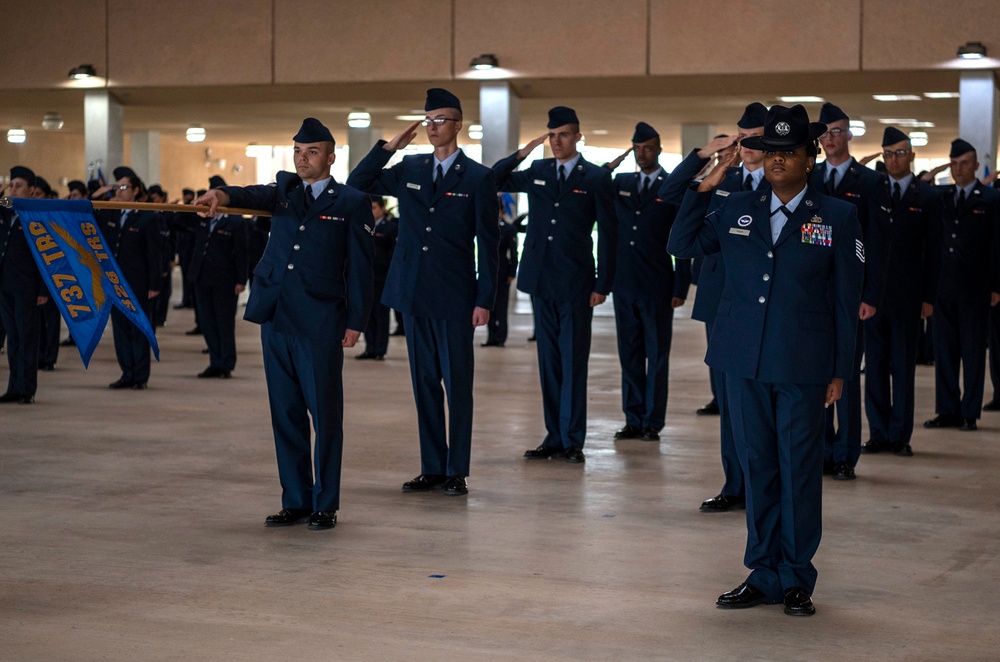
{"left": 878, "top": 118, "right": 919, "bottom": 124}
{"left": 468, "top": 124, "right": 483, "bottom": 140}
{"left": 469, "top": 54, "right": 499, "bottom": 71}
{"left": 347, "top": 111, "right": 371, "bottom": 129}
{"left": 186, "top": 126, "right": 206, "bottom": 143}
{"left": 909, "top": 131, "right": 929, "bottom": 146}
{"left": 591, "top": 129, "right": 609, "bottom": 135}
{"left": 41, "top": 112, "right": 64, "bottom": 131}
{"left": 849, "top": 120, "right": 866, "bottom": 137}
{"left": 957, "top": 42, "right": 986, "bottom": 59}
{"left": 873, "top": 95, "right": 923, "bottom": 102}
{"left": 395, "top": 115, "right": 425, "bottom": 121}
{"left": 777, "top": 96, "right": 825, "bottom": 103}
{"left": 923, "top": 92, "right": 960, "bottom": 99}
{"left": 6, "top": 128, "right": 26, "bottom": 144}
{"left": 68, "top": 64, "right": 96, "bottom": 79}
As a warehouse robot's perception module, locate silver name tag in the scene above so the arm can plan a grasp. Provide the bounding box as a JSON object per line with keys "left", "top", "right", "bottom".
{"left": 406, "top": 182, "right": 421, "bottom": 190}
{"left": 729, "top": 228, "right": 751, "bottom": 236}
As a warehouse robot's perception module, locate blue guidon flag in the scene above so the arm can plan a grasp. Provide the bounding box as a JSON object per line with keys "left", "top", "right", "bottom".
{"left": 9, "top": 198, "right": 159, "bottom": 367}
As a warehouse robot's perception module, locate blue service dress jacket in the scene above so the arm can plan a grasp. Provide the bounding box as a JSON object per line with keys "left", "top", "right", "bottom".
{"left": 347, "top": 144, "right": 500, "bottom": 322}
{"left": 934, "top": 181, "right": 1000, "bottom": 302}
{"left": 668, "top": 184, "right": 865, "bottom": 385}
{"left": 98, "top": 209, "right": 165, "bottom": 298}
{"left": 0, "top": 209, "right": 46, "bottom": 298}
{"left": 492, "top": 153, "right": 616, "bottom": 303}
{"left": 880, "top": 177, "right": 943, "bottom": 313}
{"left": 189, "top": 215, "right": 249, "bottom": 287}
{"left": 223, "top": 173, "right": 374, "bottom": 337}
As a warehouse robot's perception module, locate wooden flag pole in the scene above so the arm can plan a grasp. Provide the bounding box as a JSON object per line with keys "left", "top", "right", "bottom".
{"left": 0, "top": 197, "right": 271, "bottom": 218}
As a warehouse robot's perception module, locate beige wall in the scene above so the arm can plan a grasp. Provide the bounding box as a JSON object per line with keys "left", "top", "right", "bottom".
{"left": 0, "top": 133, "right": 86, "bottom": 195}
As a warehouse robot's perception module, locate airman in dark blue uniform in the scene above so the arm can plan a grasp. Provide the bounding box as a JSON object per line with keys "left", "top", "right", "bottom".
{"left": 923, "top": 139, "right": 1000, "bottom": 431}
{"left": 609, "top": 122, "right": 691, "bottom": 442}
{"left": 348, "top": 89, "right": 499, "bottom": 496}
{"left": 198, "top": 118, "right": 374, "bottom": 530}
{"left": 357, "top": 195, "right": 397, "bottom": 360}
{"left": 0, "top": 166, "right": 48, "bottom": 404}
{"left": 493, "top": 106, "right": 617, "bottom": 464}
{"left": 483, "top": 215, "right": 518, "bottom": 347}
{"left": 811, "top": 102, "right": 890, "bottom": 480}
{"left": 862, "top": 128, "right": 942, "bottom": 456}
{"left": 669, "top": 105, "right": 864, "bottom": 616}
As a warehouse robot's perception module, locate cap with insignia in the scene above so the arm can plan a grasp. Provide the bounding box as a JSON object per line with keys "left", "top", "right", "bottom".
{"left": 424, "top": 88, "right": 462, "bottom": 113}
{"left": 881, "top": 126, "right": 909, "bottom": 147}
{"left": 113, "top": 166, "right": 137, "bottom": 181}
{"left": 739, "top": 104, "right": 826, "bottom": 152}
{"left": 67, "top": 180, "right": 87, "bottom": 195}
{"left": 819, "top": 102, "right": 849, "bottom": 125}
{"left": 293, "top": 117, "right": 334, "bottom": 143}
{"left": 631, "top": 122, "right": 659, "bottom": 143}
{"left": 208, "top": 175, "right": 227, "bottom": 189}
{"left": 950, "top": 138, "right": 975, "bottom": 158}
{"left": 547, "top": 106, "right": 580, "bottom": 129}
{"left": 147, "top": 184, "right": 165, "bottom": 196}
{"left": 738, "top": 102, "right": 768, "bottom": 129}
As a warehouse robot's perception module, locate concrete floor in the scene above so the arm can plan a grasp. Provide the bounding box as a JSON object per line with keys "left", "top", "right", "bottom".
{"left": 2, "top": 283, "right": 999, "bottom": 661}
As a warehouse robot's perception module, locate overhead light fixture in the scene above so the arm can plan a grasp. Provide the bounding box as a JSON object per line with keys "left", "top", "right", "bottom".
{"left": 395, "top": 114, "right": 425, "bottom": 121}
{"left": 873, "top": 94, "right": 922, "bottom": 102}
{"left": 469, "top": 54, "right": 499, "bottom": 70}
{"left": 591, "top": 129, "right": 609, "bottom": 135}
{"left": 6, "top": 128, "right": 26, "bottom": 144}
{"left": 41, "top": 112, "right": 64, "bottom": 131}
{"left": 777, "top": 95, "right": 825, "bottom": 103}
{"left": 245, "top": 143, "right": 271, "bottom": 158}
{"left": 849, "top": 120, "right": 866, "bottom": 137}
{"left": 878, "top": 118, "right": 919, "bottom": 124}
{"left": 186, "top": 126, "right": 206, "bottom": 143}
{"left": 908, "top": 131, "right": 929, "bottom": 147}
{"left": 957, "top": 41, "right": 987, "bottom": 59}
{"left": 923, "top": 91, "right": 960, "bottom": 99}
{"left": 68, "top": 63, "right": 96, "bottom": 79}
{"left": 468, "top": 124, "right": 483, "bottom": 140}
{"left": 347, "top": 111, "right": 371, "bottom": 129}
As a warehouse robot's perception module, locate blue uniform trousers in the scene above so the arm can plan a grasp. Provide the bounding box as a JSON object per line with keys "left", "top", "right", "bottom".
{"left": 38, "top": 296, "right": 60, "bottom": 367}
{"left": 707, "top": 326, "right": 743, "bottom": 499}
{"left": 195, "top": 279, "right": 239, "bottom": 371}
{"left": 487, "top": 281, "right": 511, "bottom": 345}
{"left": 988, "top": 303, "right": 1000, "bottom": 402}
{"left": 705, "top": 324, "right": 719, "bottom": 405}
{"left": 824, "top": 325, "right": 864, "bottom": 467}
{"left": 363, "top": 280, "right": 390, "bottom": 356}
{"left": 727, "top": 376, "right": 826, "bottom": 600}
{"left": 613, "top": 295, "right": 673, "bottom": 431}
{"left": 111, "top": 299, "right": 153, "bottom": 385}
{"left": 261, "top": 322, "right": 344, "bottom": 512}
{"left": 864, "top": 310, "right": 920, "bottom": 444}
{"left": 403, "top": 314, "right": 475, "bottom": 477}
{"left": 535, "top": 297, "right": 593, "bottom": 450}
{"left": 933, "top": 298, "right": 989, "bottom": 419}
{"left": 0, "top": 287, "right": 40, "bottom": 397}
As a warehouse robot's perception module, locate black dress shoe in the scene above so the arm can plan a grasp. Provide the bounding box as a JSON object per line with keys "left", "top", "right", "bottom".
{"left": 38, "top": 363, "right": 55, "bottom": 371}
{"left": 390, "top": 328, "right": 405, "bottom": 336}
{"left": 201, "top": 348, "right": 210, "bottom": 354}
{"left": 860, "top": 439, "right": 889, "bottom": 454}
{"left": 613, "top": 424, "right": 642, "bottom": 440}
{"left": 563, "top": 448, "right": 585, "bottom": 463}
{"left": 308, "top": 511, "right": 337, "bottom": 530}
{"left": 924, "top": 415, "right": 961, "bottom": 428}
{"left": 19, "top": 396, "right": 34, "bottom": 404}
{"left": 480, "top": 341, "right": 504, "bottom": 347}
{"left": 527, "top": 335, "right": 536, "bottom": 342}
{"left": 984, "top": 399, "right": 1000, "bottom": 412}
{"left": 640, "top": 427, "right": 660, "bottom": 441}
{"left": 443, "top": 476, "right": 468, "bottom": 496}
{"left": 832, "top": 463, "right": 856, "bottom": 481}
{"left": 783, "top": 587, "right": 816, "bottom": 616}
{"left": 108, "top": 379, "right": 133, "bottom": 390}
{"left": 523, "top": 444, "right": 564, "bottom": 460}
{"left": 60, "top": 337, "right": 76, "bottom": 347}
{"left": 356, "top": 353, "right": 375, "bottom": 360}
{"left": 198, "top": 366, "right": 224, "bottom": 378}
{"left": 696, "top": 401, "right": 720, "bottom": 416}
{"left": 131, "top": 382, "right": 147, "bottom": 390}
{"left": 716, "top": 583, "right": 779, "bottom": 609}
{"left": 185, "top": 327, "right": 202, "bottom": 336}
{"left": 402, "top": 474, "right": 447, "bottom": 492}
{"left": 892, "top": 442, "right": 914, "bottom": 457}
{"left": 960, "top": 418, "right": 978, "bottom": 431}
{"left": 373, "top": 354, "right": 385, "bottom": 361}
{"left": 0, "top": 392, "right": 21, "bottom": 403}
{"left": 265, "top": 508, "right": 311, "bottom": 527}
{"left": 700, "top": 494, "right": 745, "bottom": 513}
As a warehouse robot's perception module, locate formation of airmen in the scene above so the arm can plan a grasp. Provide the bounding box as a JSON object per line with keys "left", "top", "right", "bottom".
{"left": 3, "top": 88, "right": 1000, "bottom": 618}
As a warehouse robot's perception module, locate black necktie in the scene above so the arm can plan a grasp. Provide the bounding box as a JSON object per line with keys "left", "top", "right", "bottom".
{"left": 827, "top": 169, "right": 837, "bottom": 194}
{"left": 304, "top": 184, "right": 315, "bottom": 208}
{"left": 771, "top": 205, "right": 792, "bottom": 219}
{"left": 558, "top": 164, "right": 567, "bottom": 193}
{"left": 957, "top": 188, "right": 967, "bottom": 207}
{"left": 434, "top": 164, "right": 444, "bottom": 194}
{"left": 743, "top": 174, "right": 753, "bottom": 191}
{"left": 642, "top": 176, "right": 651, "bottom": 196}
{"left": 892, "top": 182, "right": 901, "bottom": 207}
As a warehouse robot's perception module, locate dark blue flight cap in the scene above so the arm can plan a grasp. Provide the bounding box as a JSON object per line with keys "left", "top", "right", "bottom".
{"left": 10, "top": 166, "right": 36, "bottom": 186}
{"left": 182, "top": 188, "right": 195, "bottom": 196}
{"left": 67, "top": 180, "right": 87, "bottom": 195}
{"left": 631, "top": 122, "right": 659, "bottom": 143}
{"left": 293, "top": 117, "right": 334, "bottom": 143}
{"left": 113, "top": 166, "right": 137, "bottom": 181}
{"left": 425, "top": 88, "right": 462, "bottom": 113}
{"left": 147, "top": 184, "right": 165, "bottom": 196}
{"left": 34, "top": 176, "right": 52, "bottom": 195}
{"left": 882, "top": 127, "right": 909, "bottom": 146}
{"left": 208, "top": 175, "right": 227, "bottom": 189}
{"left": 819, "top": 102, "right": 850, "bottom": 124}
{"left": 950, "top": 138, "right": 976, "bottom": 158}
{"left": 547, "top": 106, "right": 580, "bottom": 129}
{"left": 738, "top": 102, "right": 768, "bottom": 129}
{"left": 739, "top": 104, "right": 826, "bottom": 152}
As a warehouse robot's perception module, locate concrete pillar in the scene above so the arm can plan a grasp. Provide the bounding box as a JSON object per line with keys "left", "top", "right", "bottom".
{"left": 680, "top": 123, "right": 718, "bottom": 155}
{"left": 479, "top": 81, "right": 520, "bottom": 167}
{"left": 347, "top": 127, "right": 382, "bottom": 175}
{"left": 958, "top": 71, "right": 999, "bottom": 178}
{"left": 129, "top": 131, "right": 160, "bottom": 185}
{"left": 84, "top": 91, "right": 124, "bottom": 182}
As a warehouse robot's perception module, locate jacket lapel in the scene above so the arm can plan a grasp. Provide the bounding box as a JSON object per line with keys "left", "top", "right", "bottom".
{"left": 774, "top": 186, "right": 822, "bottom": 248}
{"left": 307, "top": 180, "right": 341, "bottom": 220}
{"left": 431, "top": 150, "right": 467, "bottom": 204}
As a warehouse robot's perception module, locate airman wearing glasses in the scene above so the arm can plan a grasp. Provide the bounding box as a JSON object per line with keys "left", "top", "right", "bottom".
{"left": 861, "top": 127, "right": 942, "bottom": 458}
{"left": 810, "top": 102, "right": 890, "bottom": 481}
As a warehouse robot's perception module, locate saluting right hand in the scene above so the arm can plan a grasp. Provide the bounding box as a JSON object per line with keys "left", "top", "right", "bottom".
{"left": 517, "top": 134, "right": 548, "bottom": 160}
{"left": 383, "top": 121, "right": 421, "bottom": 152}
{"left": 697, "top": 135, "right": 738, "bottom": 160}
{"left": 696, "top": 147, "right": 740, "bottom": 193}
{"left": 193, "top": 190, "right": 229, "bottom": 217}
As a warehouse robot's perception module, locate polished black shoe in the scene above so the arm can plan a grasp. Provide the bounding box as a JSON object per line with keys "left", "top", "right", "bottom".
{"left": 783, "top": 587, "right": 816, "bottom": 616}
{"left": 198, "top": 366, "right": 224, "bottom": 378}
{"left": 960, "top": 418, "right": 978, "bottom": 431}
{"left": 402, "top": 474, "right": 447, "bottom": 492}
{"left": 185, "top": 327, "right": 202, "bottom": 336}
{"left": 983, "top": 399, "right": 1000, "bottom": 412}
{"left": 60, "top": 337, "right": 76, "bottom": 347}
{"left": 892, "top": 443, "right": 914, "bottom": 457}
{"left": 373, "top": 354, "right": 384, "bottom": 360}
{"left": 640, "top": 427, "right": 660, "bottom": 441}
{"left": 443, "top": 476, "right": 469, "bottom": 496}
{"left": 390, "top": 328, "right": 405, "bottom": 337}
{"left": 356, "top": 353, "right": 376, "bottom": 360}
{"left": 563, "top": 448, "right": 586, "bottom": 464}
{"left": 108, "top": 378, "right": 133, "bottom": 390}
{"left": 201, "top": 348, "right": 210, "bottom": 354}
{"left": 527, "top": 335, "right": 536, "bottom": 342}
{"left": 716, "top": 583, "right": 779, "bottom": 609}
{"left": 696, "top": 401, "right": 720, "bottom": 416}
{"left": 480, "top": 341, "right": 504, "bottom": 347}
{"left": 523, "top": 444, "right": 564, "bottom": 460}
{"left": 924, "top": 415, "right": 961, "bottom": 429}
{"left": 264, "top": 508, "right": 311, "bottom": 527}
{"left": 0, "top": 392, "right": 21, "bottom": 403}
{"left": 614, "top": 424, "right": 643, "bottom": 440}
{"left": 19, "top": 396, "right": 34, "bottom": 404}
{"left": 700, "top": 494, "right": 745, "bottom": 513}
{"left": 832, "top": 463, "right": 856, "bottom": 481}
{"left": 38, "top": 363, "right": 55, "bottom": 371}
{"left": 308, "top": 511, "right": 337, "bottom": 530}
{"left": 131, "top": 382, "right": 148, "bottom": 390}
{"left": 861, "top": 439, "right": 889, "bottom": 454}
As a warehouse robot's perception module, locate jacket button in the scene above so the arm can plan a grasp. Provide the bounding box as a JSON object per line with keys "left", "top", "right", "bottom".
{"left": 554, "top": 203, "right": 560, "bottom": 208}
{"left": 766, "top": 251, "right": 773, "bottom": 258}
{"left": 426, "top": 226, "right": 432, "bottom": 232}
{"left": 629, "top": 241, "right": 635, "bottom": 246}
{"left": 632, "top": 225, "right": 637, "bottom": 230}
{"left": 293, "top": 244, "right": 300, "bottom": 250}
{"left": 422, "top": 246, "right": 429, "bottom": 252}
{"left": 551, "top": 219, "right": 556, "bottom": 225}
{"left": 299, "top": 225, "right": 305, "bottom": 231}
{"left": 951, "top": 233, "right": 956, "bottom": 238}
{"left": 949, "top": 247, "right": 954, "bottom": 253}
{"left": 429, "top": 207, "right": 435, "bottom": 213}
{"left": 287, "top": 264, "right": 294, "bottom": 269}
{"left": 758, "top": 296, "right": 765, "bottom": 303}
{"left": 548, "top": 236, "right": 554, "bottom": 241}
{"left": 635, "top": 210, "right": 641, "bottom": 215}
{"left": 762, "top": 274, "right": 770, "bottom": 281}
